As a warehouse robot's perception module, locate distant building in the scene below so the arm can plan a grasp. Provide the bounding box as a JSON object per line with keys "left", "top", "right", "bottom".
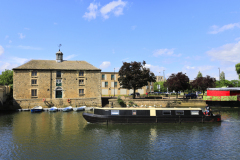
{"left": 156, "top": 76, "right": 165, "bottom": 82}
{"left": 101, "top": 72, "right": 154, "bottom": 96}
{"left": 13, "top": 50, "right": 101, "bottom": 108}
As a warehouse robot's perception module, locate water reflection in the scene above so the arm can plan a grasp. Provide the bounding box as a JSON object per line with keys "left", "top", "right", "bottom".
{"left": 0, "top": 108, "right": 240, "bottom": 159}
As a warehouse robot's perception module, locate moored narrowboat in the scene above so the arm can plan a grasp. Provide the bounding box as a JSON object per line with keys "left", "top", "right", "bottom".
{"left": 82, "top": 107, "right": 221, "bottom": 123}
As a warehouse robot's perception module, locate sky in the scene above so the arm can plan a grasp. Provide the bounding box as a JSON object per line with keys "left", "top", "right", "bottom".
{"left": 1, "top": 0, "right": 240, "bottom": 80}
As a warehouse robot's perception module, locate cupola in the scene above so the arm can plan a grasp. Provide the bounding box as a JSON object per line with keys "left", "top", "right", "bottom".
{"left": 56, "top": 49, "right": 63, "bottom": 63}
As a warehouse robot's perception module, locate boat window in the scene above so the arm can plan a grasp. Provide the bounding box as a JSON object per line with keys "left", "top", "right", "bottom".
{"left": 111, "top": 110, "right": 119, "bottom": 115}
{"left": 176, "top": 110, "right": 184, "bottom": 115}
{"left": 163, "top": 110, "right": 171, "bottom": 115}
{"left": 132, "top": 110, "right": 137, "bottom": 115}
{"left": 191, "top": 111, "right": 199, "bottom": 115}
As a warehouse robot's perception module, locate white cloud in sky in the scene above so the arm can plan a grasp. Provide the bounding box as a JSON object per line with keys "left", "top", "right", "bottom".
{"left": 153, "top": 48, "right": 181, "bottom": 57}
{"left": 186, "top": 66, "right": 195, "bottom": 69}
{"left": 18, "top": 33, "right": 26, "bottom": 39}
{"left": 209, "top": 23, "right": 240, "bottom": 34}
{"left": 235, "top": 37, "right": 240, "bottom": 41}
{"left": 24, "top": 28, "right": 30, "bottom": 30}
{"left": 17, "top": 45, "right": 42, "bottom": 50}
{"left": 53, "top": 22, "right": 58, "bottom": 25}
{"left": 83, "top": 0, "right": 127, "bottom": 20}
{"left": 0, "top": 56, "right": 30, "bottom": 72}
{"left": 100, "top": 61, "right": 111, "bottom": 69}
{"left": 131, "top": 25, "right": 137, "bottom": 30}
{"left": 83, "top": 2, "right": 100, "bottom": 20}
{"left": 65, "top": 54, "right": 77, "bottom": 60}
{"left": 9, "top": 40, "right": 12, "bottom": 43}
{"left": 206, "top": 41, "right": 240, "bottom": 63}
{"left": 0, "top": 46, "right": 4, "bottom": 55}
{"left": 100, "top": 0, "right": 127, "bottom": 19}
{"left": 11, "top": 57, "right": 29, "bottom": 65}
{"left": 144, "top": 64, "right": 165, "bottom": 76}
{"left": 5, "top": 35, "right": 9, "bottom": 39}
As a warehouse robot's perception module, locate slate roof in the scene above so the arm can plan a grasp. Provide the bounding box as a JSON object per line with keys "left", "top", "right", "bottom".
{"left": 13, "top": 60, "right": 101, "bottom": 71}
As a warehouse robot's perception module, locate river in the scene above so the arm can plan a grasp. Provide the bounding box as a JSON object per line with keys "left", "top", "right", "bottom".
{"left": 0, "top": 108, "right": 240, "bottom": 159}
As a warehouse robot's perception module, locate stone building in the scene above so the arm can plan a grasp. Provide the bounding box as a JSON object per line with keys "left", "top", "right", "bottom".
{"left": 101, "top": 72, "right": 154, "bottom": 96}
{"left": 156, "top": 76, "right": 165, "bottom": 82}
{"left": 13, "top": 50, "right": 101, "bottom": 108}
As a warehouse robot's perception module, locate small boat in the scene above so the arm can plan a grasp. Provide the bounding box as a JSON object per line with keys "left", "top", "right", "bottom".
{"left": 82, "top": 107, "right": 221, "bottom": 123}
{"left": 49, "top": 106, "right": 58, "bottom": 112}
{"left": 73, "top": 106, "right": 86, "bottom": 111}
{"left": 31, "top": 106, "right": 43, "bottom": 113}
{"left": 62, "top": 106, "right": 73, "bottom": 112}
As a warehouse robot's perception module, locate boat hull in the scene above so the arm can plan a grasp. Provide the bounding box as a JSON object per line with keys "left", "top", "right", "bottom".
{"left": 31, "top": 109, "right": 43, "bottom": 113}
{"left": 82, "top": 112, "right": 221, "bottom": 123}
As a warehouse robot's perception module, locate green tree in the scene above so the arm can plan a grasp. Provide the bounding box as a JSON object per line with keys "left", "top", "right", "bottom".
{"left": 216, "top": 80, "right": 233, "bottom": 88}
{"left": 220, "top": 71, "right": 225, "bottom": 81}
{"left": 235, "top": 63, "right": 240, "bottom": 79}
{"left": 118, "top": 61, "right": 156, "bottom": 99}
{"left": 0, "top": 69, "right": 13, "bottom": 85}
{"left": 164, "top": 72, "right": 189, "bottom": 98}
{"left": 197, "top": 71, "right": 202, "bottom": 78}
{"left": 154, "top": 81, "right": 167, "bottom": 92}
{"left": 231, "top": 80, "right": 240, "bottom": 87}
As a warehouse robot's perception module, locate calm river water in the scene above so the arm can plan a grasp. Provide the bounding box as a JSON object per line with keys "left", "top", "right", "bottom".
{"left": 1, "top": 108, "right": 240, "bottom": 160}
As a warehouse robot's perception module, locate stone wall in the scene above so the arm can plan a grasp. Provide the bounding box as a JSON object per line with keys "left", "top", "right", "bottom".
{"left": 0, "top": 85, "right": 10, "bottom": 106}
{"left": 13, "top": 69, "right": 101, "bottom": 108}
{"left": 109, "top": 99, "right": 206, "bottom": 108}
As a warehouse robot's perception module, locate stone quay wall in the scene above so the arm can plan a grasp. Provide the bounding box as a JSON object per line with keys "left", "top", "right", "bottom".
{"left": 109, "top": 99, "right": 206, "bottom": 108}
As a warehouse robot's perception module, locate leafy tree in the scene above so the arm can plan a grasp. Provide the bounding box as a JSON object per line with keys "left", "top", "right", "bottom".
{"left": 154, "top": 81, "right": 167, "bottom": 92}
{"left": 191, "top": 75, "right": 216, "bottom": 94}
{"left": 216, "top": 80, "right": 233, "bottom": 88}
{"left": 231, "top": 80, "right": 240, "bottom": 87}
{"left": 197, "top": 71, "right": 202, "bottom": 78}
{"left": 0, "top": 69, "right": 13, "bottom": 85}
{"left": 164, "top": 72, "right": 189, "bottom": 98}
{"left": 235, "top": 63, "right": 240, "bottom": 79}
{"left": 220, "top": 71, "right": 225, "bottom": 81}
{"left": 118, "top": 61, "right": 156, "bottom": 99}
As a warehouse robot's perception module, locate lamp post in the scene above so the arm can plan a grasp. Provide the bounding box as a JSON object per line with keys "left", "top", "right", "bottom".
{"left": 159, "top": 72, "right": 160, "bottom": 82}
{"left": 114, "top": 68, "right": 115, "bottom": 97}
{"left": 218, "top": 68, "right": 220, "bottom": 81}
{"left": 163, "top": 70, "right": 165, "bottom": 82}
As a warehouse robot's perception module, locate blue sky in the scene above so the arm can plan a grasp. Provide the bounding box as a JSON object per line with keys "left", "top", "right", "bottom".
{"left": 1, "top": 0, "right": 240, "bottom": 80}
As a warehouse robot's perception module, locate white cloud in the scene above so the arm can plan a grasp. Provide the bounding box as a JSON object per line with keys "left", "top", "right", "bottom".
{"left": 18, "top": 33, "right": 26, "bottom": 39}
{"left": 235, "top": 37, "right": 240, "bottom": 41}
{"left": 17, "top": 45, "right": 42, "bottom": 50}
{"left": 24, "top": 28, "right": 30, "bottom": 30}
{"left": 206, "top": 41, "right": 240, "bottom": 63}
{"left": 83, "top": 2, "right": 100, "bottom": 21}
{"left": 9, "top": 40, "right": 12, "bottom": 43}
{"left": 53, "top": 22, "right": 58, "bottom": 25}
{"left": 11, "top": 57, "right": 29, "bottom": 65}
{"left": 153, "top": 48, "right": 181, "bottom": 57}
{"left": 65, "top": 54, "right": 77, "bottom": 60}
{"left": 0, "top": 57, "right": 30, "bottom": 72}
{"left": 5, "top": 35, "right": 9, "bottom": 39}
{"left": 131, "top": 25, "right": 137, "bottom": 30}
{"left": 0, "top": 46, "right": 4, "bottom": 55}
{"left": 100, "top": 61, "right": 111, "bottom": 69}
{"left": 112, "top": 49, "right": 115, "bottom": 54}
{"left": 100, "top": 0, "right": 127, "bottom": 19}
{"left": 186, "top": 66, "right": 195, "bottom": 69}
{"left": 144, "top": 64, "right": 165, "bottom": 76}
{"left": 209, "top": 23, "right": 240, "bottom": 34}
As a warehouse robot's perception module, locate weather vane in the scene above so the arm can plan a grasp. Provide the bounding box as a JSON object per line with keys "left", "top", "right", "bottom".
{"left": 58, "top": 44, "right": 62, "bottom": 51}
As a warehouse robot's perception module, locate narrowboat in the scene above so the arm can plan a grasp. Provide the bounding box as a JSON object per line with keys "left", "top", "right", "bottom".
{"left": 31, "top": 106, "right": 43, "bottom": 113}
{"left": 82, "top": 107, "right": 221, "bottom": 123}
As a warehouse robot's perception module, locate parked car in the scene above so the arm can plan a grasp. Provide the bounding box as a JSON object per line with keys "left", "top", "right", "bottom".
{"left": 186, "top": 93, "right": 197, "bottom": 99}
{"left": 129, "top": 92, "right": 140, "bottom": 96}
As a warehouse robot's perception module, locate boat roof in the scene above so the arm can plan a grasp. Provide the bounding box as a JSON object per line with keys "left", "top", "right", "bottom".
{"left": 207, "top": 87, "right": 240, "bottom": 91}
{"left": 95, "top": 107, "right": 202, "bottom": 110}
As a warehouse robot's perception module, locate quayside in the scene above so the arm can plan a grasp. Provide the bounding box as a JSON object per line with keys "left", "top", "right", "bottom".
{"left": 82, "top": 107, "right": 221, "bottom": 123}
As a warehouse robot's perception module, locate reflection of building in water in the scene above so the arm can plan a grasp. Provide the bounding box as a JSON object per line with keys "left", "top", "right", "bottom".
{"left": 149, "top": 127, "right": 157, "bottom": 142}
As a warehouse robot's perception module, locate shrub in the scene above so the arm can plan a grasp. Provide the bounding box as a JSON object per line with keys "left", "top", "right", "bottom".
{"left": 117, "top": 96, "right": 126, "bottom": 107}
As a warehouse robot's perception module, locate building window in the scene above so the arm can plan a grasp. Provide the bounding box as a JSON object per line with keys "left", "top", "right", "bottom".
{"left": 31, "top": 89, "right": 37, "bottom": 97}
{"left": 56, "top": 79, "right": 62, "bottom": 86}
{"left": 146, "top": 86, "right": 149, "bottom": 89}
{"left": 150, "top": 86, "right": 153, "bottom": 89}
{"left": 79, "top": 89, "right": 84, "bottom": 95}
{"left": 31, "top": 79, "right": 37, "bottom": 85}
{"left": 111, "top": 110, "right": 119, "bottom": 115}
{"left": 102, "top": 74, "right": 105, "bottom": 80}
{"left": 79, "top": 79, "right": 84, "bottom": 85}
{"left": 111, "top": 75, "right": 114, "bottom": 80}
{"left": 32, "top": 71, "right": 37, "bottom": 77}
{"left": 79, "top": 71, "right": 84, "bottom": 76}
{"left": 57, "top": 71, "right": 61, "bottom": 78}
{"left": 114, "top": 82, "right": 117, "bottom": 87}
{"left": 176, "top": 110, "right": 184, "bottom": 115}
{"left": 105, "top": 82, "right": 108, "bottom": 87}
{"left": 191, "top": 111, "right": 199, "bottom": 115}
{"left": 150, "top": 82, "right": 152, "bottom": 85}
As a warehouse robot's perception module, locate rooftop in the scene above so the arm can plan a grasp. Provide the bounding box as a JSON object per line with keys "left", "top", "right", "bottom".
{"left": 13, "top": 60, "right": 101, "bottom": 71}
